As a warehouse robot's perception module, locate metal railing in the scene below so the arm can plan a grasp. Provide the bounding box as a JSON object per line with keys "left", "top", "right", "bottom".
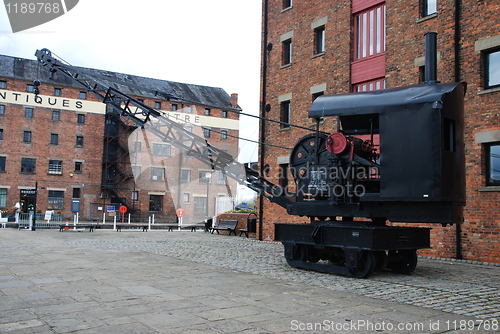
{"left": 17, "top": 213, "right": 63, "bottom": 229}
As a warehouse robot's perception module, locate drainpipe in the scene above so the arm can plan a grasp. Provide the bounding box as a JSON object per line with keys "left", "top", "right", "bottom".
{"left": 258, "top": 0, "right": 269, "bottom": 241}
{"left": 454, "top": 0, "right": 463, "bottom": 260}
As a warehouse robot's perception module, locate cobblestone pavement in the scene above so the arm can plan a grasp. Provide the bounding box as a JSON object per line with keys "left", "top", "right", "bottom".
{"left": 64, "top": 231, "right": 500, "bottom": 320}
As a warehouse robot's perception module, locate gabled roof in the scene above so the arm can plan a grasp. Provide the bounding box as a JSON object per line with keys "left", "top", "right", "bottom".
{"left": 0, "top": 54, "right": 241, "bottom": 111}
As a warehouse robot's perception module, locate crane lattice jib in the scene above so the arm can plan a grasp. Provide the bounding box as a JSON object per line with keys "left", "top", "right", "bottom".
{"left": 35, "top": 48, "right": 288, "bottom": 206}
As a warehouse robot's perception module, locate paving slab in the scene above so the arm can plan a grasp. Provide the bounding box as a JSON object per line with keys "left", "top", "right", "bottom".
{"left": 0, "top": 228, "right": 498, "bottom": 333}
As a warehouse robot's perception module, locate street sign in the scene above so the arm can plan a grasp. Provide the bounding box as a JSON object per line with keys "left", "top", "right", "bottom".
{"left": 176, "top": 208, "right": 185, "bottom": 218}
{"left": 119, "top": 206, "right": 127, "bottom": 213}
{"left": 71, "top": 200, "right": 80, "bottom": 213}
{"left": 107, "top": 206, "right": 115, "bottom": 212}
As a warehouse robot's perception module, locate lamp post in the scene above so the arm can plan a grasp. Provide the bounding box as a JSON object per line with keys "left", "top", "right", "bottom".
{"left": 205, "top": 172, "right": 212, "bottom": 216}
{"left": 30, "top": 181, "right": 38, "bottom": 231}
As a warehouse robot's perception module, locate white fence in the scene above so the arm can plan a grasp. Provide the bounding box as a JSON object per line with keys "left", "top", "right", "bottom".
{"left": 17, "top": 212, "right": 63, "bottom": 229}
{"left": 215, "top": 197, "right": 236, "bottom": 216}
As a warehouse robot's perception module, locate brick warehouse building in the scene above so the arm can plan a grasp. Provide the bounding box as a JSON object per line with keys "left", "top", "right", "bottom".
{"left": 258, "top": 0, "right": 500, "bottom": 263}
{"left": 0, "top": 54, "right": 241, "bottom": 224}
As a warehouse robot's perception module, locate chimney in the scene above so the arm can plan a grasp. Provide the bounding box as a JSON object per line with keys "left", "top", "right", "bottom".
{"left": 424, "top": 32, "right": 439, "bottom": 85}
{"left": 230, "top": 93, "right": 238, "bottom": 107}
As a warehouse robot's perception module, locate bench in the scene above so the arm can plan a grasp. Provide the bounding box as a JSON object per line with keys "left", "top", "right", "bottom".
{"left": 183, "top": 223, "right": 208, "bottom": 232}
{"left": 211, "top": 220, "right": 238, "bottom": 236}
{"left": 59, "top": 224, "right": 97, "bottom": 232}
{"left": 239, "top": 213, "right": 257, "bottom": 238}
{"left": 116, "top": 224, "right": 148, "bottom": 232}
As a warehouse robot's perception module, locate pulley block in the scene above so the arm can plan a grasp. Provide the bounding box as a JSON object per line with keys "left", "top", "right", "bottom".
{"left": 325, "top": 132, "right": 347, "bottom": 154}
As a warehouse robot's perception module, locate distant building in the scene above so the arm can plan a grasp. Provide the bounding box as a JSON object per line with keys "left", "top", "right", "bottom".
{"left": 258, "top": 0, "right": 500, "bottom": 263}
{"left": 0, "top": 54, "right": 241, "bottom": 223}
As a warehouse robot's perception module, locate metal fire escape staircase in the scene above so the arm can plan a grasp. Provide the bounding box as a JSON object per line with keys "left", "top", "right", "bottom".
{"left": 102, "top": 112, "right": 136, "bottom": 208}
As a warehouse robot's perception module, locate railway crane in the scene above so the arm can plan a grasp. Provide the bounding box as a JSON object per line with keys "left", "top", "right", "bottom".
{"left": 35, "top": 32, "right": 466, "bottom": 278}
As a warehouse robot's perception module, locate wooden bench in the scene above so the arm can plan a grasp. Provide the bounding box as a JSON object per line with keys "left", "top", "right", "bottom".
{"left": 116, "top": 224, "right": 148, "bottom": 232}
{"left": 59, "top": 224, "right": 97, "bottom": 232}
{"left": 211, "top": 220, "right": 238, "bottom": 236}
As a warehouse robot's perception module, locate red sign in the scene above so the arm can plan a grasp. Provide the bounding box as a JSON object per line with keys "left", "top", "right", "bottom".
{"left": 176, "top": 208, "right": 185, "bottom": 218}
{"left": 119, "top": 206, "right": 127, "bottom": 213}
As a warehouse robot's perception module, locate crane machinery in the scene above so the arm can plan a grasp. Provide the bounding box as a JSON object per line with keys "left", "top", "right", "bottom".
{"left": 35, "top": 32, "right": 466, "bottom": 278}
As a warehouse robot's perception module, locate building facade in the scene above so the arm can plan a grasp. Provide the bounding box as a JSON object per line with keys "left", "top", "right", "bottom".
{"left": 259, "top": 0, "right": 500, "bottom": 263}
{"left": 0, "top": 54, "right": 240, "bottom": 224}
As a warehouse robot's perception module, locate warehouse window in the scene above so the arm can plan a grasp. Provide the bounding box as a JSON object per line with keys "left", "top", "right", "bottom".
{"left": 485, "top": 49, "right": 500, "bottom": 89}
{"left": 149, "top": 195, "right": 163, "bottom": 212}
{"left": 222, "top": 110, "right": 228, "bottom": 118}
{"left": 155, "top": 101, "right": 161, "bottom": 109}
{"left": 205, "top": 108, "right": 211, "bottom": 116}
{"left": 152, "top": 143, "right": 171, "bottom": 156}
{"left": 0, "top": 105, "right": 5, "bottom": 115}
{"left": 132, "top": 191, "right": 138, "bottom": 201}
{"left": 74, "top": 161, "right": 83, "bottom": 173}
{"left": 48, "top": 160, "right": 62, "bottom": 175}
{"left": 221, "top": 130, "right": 228, "bottom": 140}
{"left": 76, "top": 136, "right": 84, "bottom": 147}
{"left": 216, "top": 171, "right": 226, "bottom": 185}
{"left": 354, "top": 4, "right": 385, "bottom": 60}
{"left": 25, "top": 107, "right": 34, "bottom": 118}
{"left": 50, "top": 133, "right": 59, "bottom": 145}
{"left": 0, "top": 188, "right": 6, "bottom": 207}
{"left": 23, "top": 131, "right": 32, "bottom": 143}
{"left": 199, "top": 171, "right": 211, "bottom": 184}
{"left": 0, "top": 129, "right": 3, "bottom": 140}
{"left": 26, "top": 84, "right": 35, "bottom": 93}
{"left": 422, "top": 0, "right": 437, "bottom": 16}
{"left": 282, "top": 38, "right": 292, "bottom": 65}
{"left": 77, "top": 114, "right": 85, "bottom": 124}
{"left": 280, "top": 100, "right": 291, "bottom": 128}
{"left": 79, "top": 91, "right": 87, "bottom": 99}
{"left": 151, "top": 167, "right": 165, "bottom": 181}
{"left": 354, "top": 78, "right": 386, "bottom": 92}
{"left": 54, "top": 88, "right": 61, "bottom": 96}
{"left": 48, "top": 190, "right": 64, "bottom": 209}
{"left": 194, "top": 197, "right": 207, "bottom": 214}
{"left": 180, "top": 169, "right": 191, "bottom": 183}
{"left": 314, "top": 26, "right": 326, "bottom": 54}
{"left": 486, "top": 143, "right": 500, "bottom": 186}
{"left": 183, "top": 193, "right": 190, "bottom": 203}
{"left": 21, "top": 158, "right": 36, "bottom": 174}
{"left": 283, "top": 0, "right": 292, "bottom": 9}
{"left": 52, "top": 110, "right": 60, "bottom": 121}
{"left": 0, "top": 157, "right": 5, "bottom": 172}
{"left": 0, "top": 81, "right": 6, "bottom": 89}
{"left": 72, "top": 188, "right": 81, "bottom": 199}
{"left": 203, "top": 127, "right": 211, "bottom": 138}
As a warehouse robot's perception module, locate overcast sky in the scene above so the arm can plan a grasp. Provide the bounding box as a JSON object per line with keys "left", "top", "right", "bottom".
{"left": 0, "top": 0, "right": 262, "bottom": 166}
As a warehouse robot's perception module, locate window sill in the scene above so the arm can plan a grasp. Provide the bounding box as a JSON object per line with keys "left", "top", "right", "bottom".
{"left": 278, "top": 127, "right": 291, "bottom": 132}
{"left": 280, "top": 63, "right": 292, "bottom": 70}
{"left": 312, "top": 52, "right": 326, "bottom": 59}
{"left": 478, "top": 86, "right": 500, "bottom": 95}
{"left": 281, "top": 6, "right": 293, "bottom": 13}
{"left": 416, "top": 13, "right": 438, "bottom": 23}
{"left": 479, "top": 186, "right": 500, "bottom": 192}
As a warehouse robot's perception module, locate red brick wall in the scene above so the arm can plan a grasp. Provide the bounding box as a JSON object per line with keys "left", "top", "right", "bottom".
{"left": 0, "top": 75, "right": 104, "bottom": 217}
